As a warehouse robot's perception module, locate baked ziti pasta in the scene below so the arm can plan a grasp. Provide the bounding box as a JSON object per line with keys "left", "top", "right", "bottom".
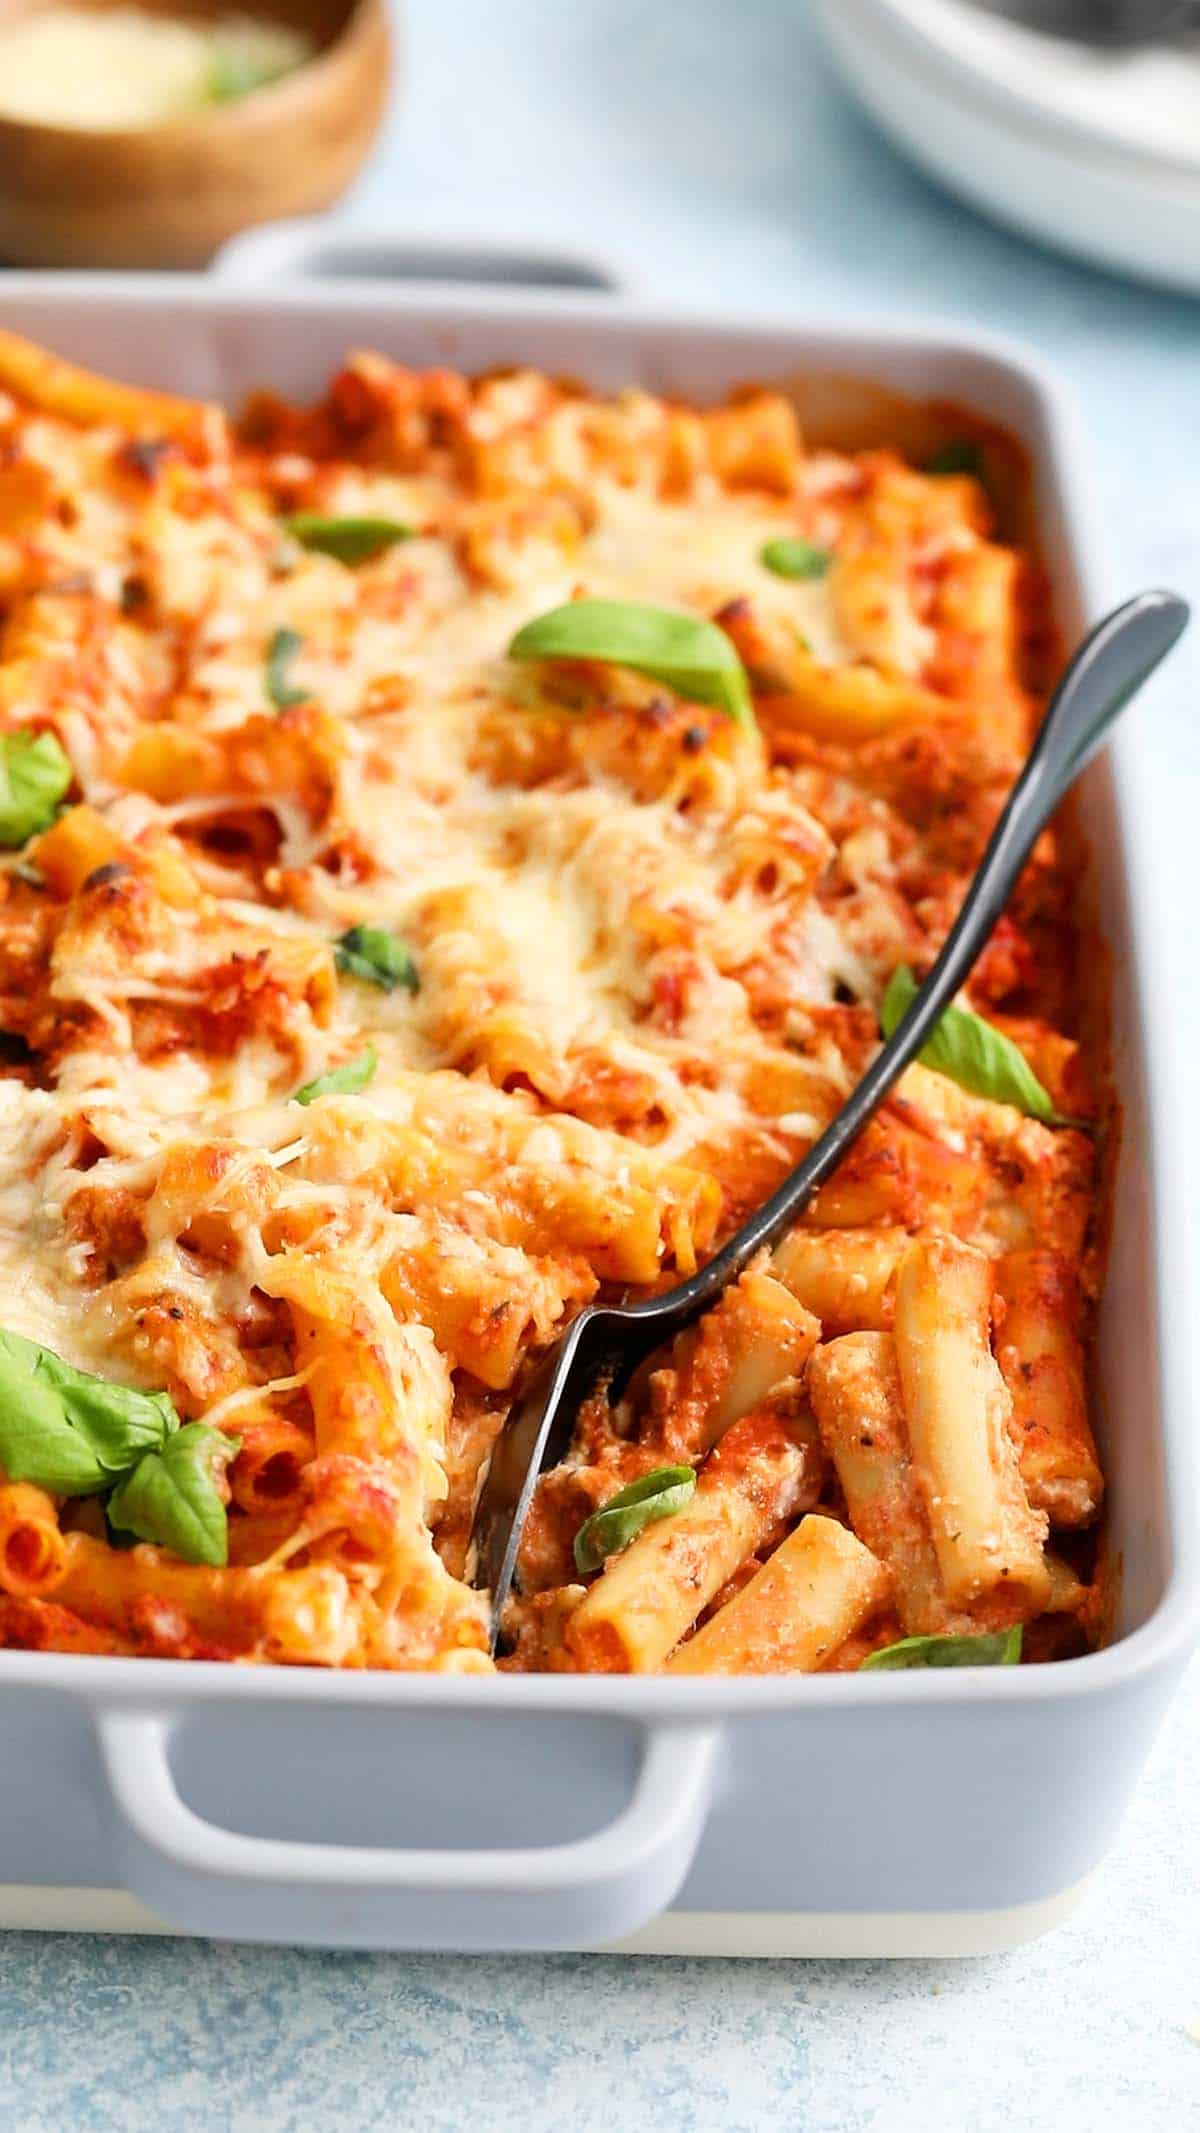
{"left": 0, "top": 330, "right": 1107, "bottom": 1672}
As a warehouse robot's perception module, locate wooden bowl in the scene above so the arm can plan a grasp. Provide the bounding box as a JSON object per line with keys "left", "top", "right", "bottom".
{"left": 0, "top": 0, "right": 393, "bottom": 268}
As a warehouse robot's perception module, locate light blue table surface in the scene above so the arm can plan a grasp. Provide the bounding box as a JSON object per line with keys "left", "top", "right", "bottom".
{"left": 3, "top": 4, "right": 1200, "bottom": 2127}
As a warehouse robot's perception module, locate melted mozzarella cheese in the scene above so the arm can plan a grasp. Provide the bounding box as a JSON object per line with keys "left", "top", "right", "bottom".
{"left": 0, "top": 1084, "right": 134, "bottom": 1372}
{"left": 0, "top": 369, "right": 939, "bottom": 1524}
{"left": 579, "top": 478, "right": 853, "bottom": 665}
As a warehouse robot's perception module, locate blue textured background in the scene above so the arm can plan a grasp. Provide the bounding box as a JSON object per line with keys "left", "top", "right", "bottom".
{"left": 2, "top": 5, "right": 1199, "bottom": 2126}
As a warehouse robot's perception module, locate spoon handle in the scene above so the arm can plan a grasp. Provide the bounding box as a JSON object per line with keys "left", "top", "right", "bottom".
{"left": 625, "top": 588, "right": 1188, "bottom": 1325}
{"left": 472, "top": 590, "right": 1188, "bottom": 1625}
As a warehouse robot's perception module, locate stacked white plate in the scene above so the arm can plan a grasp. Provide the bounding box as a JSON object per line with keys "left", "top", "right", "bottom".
{"left": 815, "top": 0, "right": 1200, "bottom": 293}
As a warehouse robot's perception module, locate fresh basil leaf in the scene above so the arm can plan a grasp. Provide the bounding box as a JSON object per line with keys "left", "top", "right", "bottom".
{"left": 0, "top": 1359, "right": 113, "bottom": 1494}
{"left": 284, "top": 514, "right": 414, "bottom": 565}
{"left": 881, "top": 965, "right": 1064, "bottom": 1125}
{"left": 3, "top": 1333, "right": 179, "bottom": 1463}
{"left": 509, "top": 600, "right": 755, "bottom": 731}
{"left": 294, "top": 1044, "right": 378, "bottom": 1105}
{"left": 861, "top": 1626, "right": 1023, "bottom": 1670}
{"left": 0, "top": 1329, "right": 178, "bottom": 1494}
{"left": 926, "top": 440, "right": 986, "bottom": 481}
{"left": 573, "top": 1464, "right": 696, "bottom": 1574}
{"left": 0, "top": 730, "right": 72, "bottom": 846}
{"left": 334, "top": 925, "right": 419, "bottom": 994}
{"left": 760, "top": 537, "right": 832, "bottom": 582}
{"left": 53, "top": 1375, "right": 177, "bottom": 1470}
{"left": 107, "top": 1424, "right": 239, "bottom": 1567}
{"left": 265, "top": 627, "right": 308, "bottom": 710}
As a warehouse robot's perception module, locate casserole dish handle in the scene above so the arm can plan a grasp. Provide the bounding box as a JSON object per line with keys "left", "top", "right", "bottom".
{"left": 211, "top": 218, "right": 636, "bottom": 294}
{"left": 94, "top": 1707, "right": 719, "bottom": 1950}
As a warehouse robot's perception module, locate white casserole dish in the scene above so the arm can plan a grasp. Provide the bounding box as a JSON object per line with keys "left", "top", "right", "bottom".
{"left": 0, "top": 275, "right": 1194, "bottom": 1956}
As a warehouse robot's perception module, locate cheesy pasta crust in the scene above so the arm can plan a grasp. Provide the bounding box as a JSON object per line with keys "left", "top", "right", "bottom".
{"left": 0, "top": 333, "right": 1105, "bottom": 1672}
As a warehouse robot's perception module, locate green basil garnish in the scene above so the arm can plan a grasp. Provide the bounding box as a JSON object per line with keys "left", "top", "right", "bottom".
{"left": 881, "top": 966, "right": 1064, "bottom": 1125}
{"left": 0, "top": 1330, "right": 235, "bottom": 1564}
{"left": 265, "top": 626, "right": 308, "bottom": 710}
{"left": 509, "top": 600, "right": 755, "bottom": 731}
{"left": 0, "top": 1329, "right": 178, "bottom": 1495}
{"left": 283, "top": 515, "right": 415, "bottom": 565}
{"left": 861, "top": 1626, "right": 1022, "bottom": 1670}
{"left": 294, "top": 1044, "right": 378, "bottom": 1105}
{"left": 926, "top": 440, "right": 986, "bottom": 480}
{"left": 0, "top": 730, "right": 72, "bottom": 846}
{"left": 760, "top": 537, "right": 832, "bottom": 582}
{"left": 334, "top": 925, "right": 419, "bottom": 994}
{"left": 573, "top": 1464, "right": 696, "bottom": 1574}
{"left": 107, "top": 1423, "right": 239, "bottom": 1568}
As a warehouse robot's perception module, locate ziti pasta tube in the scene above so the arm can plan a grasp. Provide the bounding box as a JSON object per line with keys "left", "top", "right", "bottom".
{"left": 0, "top": 1484, "right": 67, "bottom": 1598}
{"left": 994, "top": 1250, "right": 1103, "bottom": 1527}
{"left": 806, "top": 1329, "right": 946, "bottom": 1637}
{"left": 891, "top": 1235, "right": 1050, "bottom": 1612}
{"left": 565, "top": 1395, "right": 824, "bottom": 1673}
{"left": 644, "top": 1268, "right": 820, "bottom": 1460}
{"left": 666, "top": 1514, "right": 890, "bottom": 1675}
{"left": 772, "top": 1225, "right": 906, "bottom": 1334}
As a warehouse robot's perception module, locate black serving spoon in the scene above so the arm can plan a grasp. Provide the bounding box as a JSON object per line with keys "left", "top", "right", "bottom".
{"left": 470, "top": 591, "right": 1188, "bottom": 1648}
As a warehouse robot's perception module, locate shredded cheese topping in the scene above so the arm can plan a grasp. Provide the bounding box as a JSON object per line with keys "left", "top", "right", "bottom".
{"left": 0, "top": 346, "right": 1100, "bottom": 1671}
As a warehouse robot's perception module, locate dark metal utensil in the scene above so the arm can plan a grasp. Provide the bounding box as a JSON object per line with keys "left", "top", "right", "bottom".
{"left": 971, "top": 0, "right": 1200, "bottom": 45}
{"left": 470, "top": 591, "right": 1188, "bottom": 1648}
